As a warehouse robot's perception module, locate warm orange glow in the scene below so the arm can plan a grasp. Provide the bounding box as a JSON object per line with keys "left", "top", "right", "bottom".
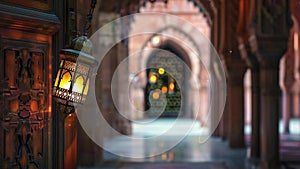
{"left": 162, "top": 86, "right": 168, "bottom": 93}
{"left": 30, "top": 100, "right": 38, "bottom": 112}
{"left": 9, "top": 100, "right": 19, "bottom": 113}
{"left": 54, "top": 70, "right": 61, "bottom": 87}
{"left": 294, "top": 32, "right": 298, "bottom": 51}
{"left": 168, "top": 152, "right": 174, "bottom": 161}
{"left": 161, "top": 153, "right": 167, "bottom": 160}
{"left": 59, "top": 72, "right": 72, "bottom": 90}
{"left": 153, "top": 91, "right": 160, "bottom": 99}
{"left": 60, "top": 60, "right": 64, "bottom": 67}
{"left": 73, "top": 76, "right": 84, "bottom": 93}
{"left": 64, "top": 113, "right": 77, "bottom": 168}
{"left": 158, "top": 68, "right": 165, "bottom": 75}
{"left": 83, "top": 79, "right": 90, "bottom": 95}
{"left": 169, "top": 82, "right": 175, "bottom": 90}
{"left": 149, "top": 74, "right": 157, "bottom": 83}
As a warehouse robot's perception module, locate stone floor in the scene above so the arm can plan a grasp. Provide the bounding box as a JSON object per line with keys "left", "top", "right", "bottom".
{"left": 79, "top": 118, "right": 300, "bottom": 169}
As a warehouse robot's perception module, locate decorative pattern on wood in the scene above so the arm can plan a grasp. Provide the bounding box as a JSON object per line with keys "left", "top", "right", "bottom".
{"left": 0, "top": 38, "right": 49, "bottom": 169}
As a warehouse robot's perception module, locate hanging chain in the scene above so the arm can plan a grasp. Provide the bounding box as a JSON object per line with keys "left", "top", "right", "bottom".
{"left": 84, "top": 0, "right": 97, "bottom": 36}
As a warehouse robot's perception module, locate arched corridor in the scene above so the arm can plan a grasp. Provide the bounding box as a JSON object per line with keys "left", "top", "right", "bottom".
{"left": 1, "top": 0, "right": 300, "bottom": 169}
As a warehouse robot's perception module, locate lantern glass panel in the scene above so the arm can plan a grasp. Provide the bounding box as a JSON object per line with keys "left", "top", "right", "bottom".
{"left": 83, "top": 79, "right": 89, "bottom": 95}
{"left": 73, "top": 76, "right": 84, "bottom": 93}
{"left": 54, "top": 69, "right": 61, "bottom": 87}
{"left": 59, "top": 71, "right": 72, "bottom": 90}
{"left": 60, "top": 59, "right": 64, "bottom": 67}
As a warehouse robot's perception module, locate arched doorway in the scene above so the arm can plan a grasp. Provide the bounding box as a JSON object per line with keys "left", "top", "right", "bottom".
{"left": 144, "top": 42, "right": 191, "bottom": 118}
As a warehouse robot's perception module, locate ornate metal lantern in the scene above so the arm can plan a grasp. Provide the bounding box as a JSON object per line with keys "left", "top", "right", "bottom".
{"left": 53, "top": 36, "right": 96, "bottom": 114}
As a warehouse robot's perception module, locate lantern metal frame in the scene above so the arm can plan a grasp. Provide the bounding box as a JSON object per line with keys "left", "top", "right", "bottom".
{"left": 53, "top": 0, "right": 97, "bottom": 114}
{"left": 53, "top": 36, "right": 97, "bottom": 114}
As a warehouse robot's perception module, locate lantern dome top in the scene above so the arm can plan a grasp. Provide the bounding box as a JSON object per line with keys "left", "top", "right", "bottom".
{"left": 70, "top": 36, "right": 93, "bottom": 55}
{"left": 60, "top": 36, "right": 97, "bottom": 66}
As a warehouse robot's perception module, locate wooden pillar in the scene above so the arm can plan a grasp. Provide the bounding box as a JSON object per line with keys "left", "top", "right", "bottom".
{"left": 259, "top": 62, "right": 281, "bottom": 168}
{"left": 248, "top": 1, "right": 291, "bottom": 168}
{"left": 227, "top": 62, "right": 247, "bottom": 148}
{"left": 250, "top": 67, "right": 260, "bottom": 158}
{"left": 212, "top": 81, "right": 221, "bottom": 137}
{"left": 240, "top": 44, "right": 261, "bottom": 159}
{"left": 218, "top": 0, "right": 247, "bottom": 146}
{"left": 250, "top": 29, "right": 290, "bottom": 169}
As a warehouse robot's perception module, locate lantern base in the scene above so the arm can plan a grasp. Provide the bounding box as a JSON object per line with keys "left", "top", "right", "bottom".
{"left": 55, "top": 101, "right": 76, "bottom": 114}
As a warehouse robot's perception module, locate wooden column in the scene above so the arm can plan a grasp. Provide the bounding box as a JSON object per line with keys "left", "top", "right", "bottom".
{"left": 227, "top": 62, "right": 247, "bottom": 148}
{"left": 248, "top": 0, "right": 291, "bottom": 168}
{"left": 250, "top": 66, "right": 260, "bottom": 158}
{"left": 250, "top": 26, "right": 290, "bottom": 169}
{"left": 240, "top": 44, "right": 261, "bottom": 159}
{"left": 259, "top": 62, "right": 281, "bottom": 168}
{"left": 218, "top": 0, "right": 247, "bottom": 146}
{"left": 244, "top": 54, "right": 261, "bottom": 158}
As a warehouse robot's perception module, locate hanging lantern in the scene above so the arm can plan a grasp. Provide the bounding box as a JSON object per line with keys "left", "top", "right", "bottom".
{"left": 53, "top": 36, "right": 97, "bottom": 114}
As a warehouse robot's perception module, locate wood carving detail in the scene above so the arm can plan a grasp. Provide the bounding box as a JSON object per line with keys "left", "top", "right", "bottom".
{"left": 0, "top": 44, "right": 48, "bottom": 169}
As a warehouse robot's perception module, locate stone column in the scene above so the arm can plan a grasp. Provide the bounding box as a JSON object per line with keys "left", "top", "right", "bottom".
{"left": 227, "top": 61, "right": 247, "bottom": 148}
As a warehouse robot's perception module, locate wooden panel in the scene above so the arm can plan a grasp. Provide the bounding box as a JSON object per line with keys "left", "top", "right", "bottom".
{"left": 32, "top": 52, "right": 44, "bottom": 90}
{"left": 0, "top": 38, "right": 50, "bottom": 169}
{"left": 4, "top": 50, "right": 17, "bottom": 88}
{"left": 0, "top": 3, "right": 60, "bottom": 35}
{"left": 0, "top": 0, "right": 61, "bottom": 168}
{"left": 1, "top": 0, "right": 52, "bottom": 11}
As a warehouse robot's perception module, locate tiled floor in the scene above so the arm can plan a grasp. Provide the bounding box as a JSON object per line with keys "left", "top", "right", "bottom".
{"left": 79, "top": 118, "right": 300, "bottom": 169}
{"left": 95, "top": 119, "right": 246, "bottom": 169}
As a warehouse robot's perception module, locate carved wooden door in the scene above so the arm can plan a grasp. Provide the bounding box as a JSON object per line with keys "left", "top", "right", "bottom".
{"left": 0, "top": 40, "right": 49, "bottom": 169}
{"left": 0, "top": 2, "right": 60, "bottom": 169}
